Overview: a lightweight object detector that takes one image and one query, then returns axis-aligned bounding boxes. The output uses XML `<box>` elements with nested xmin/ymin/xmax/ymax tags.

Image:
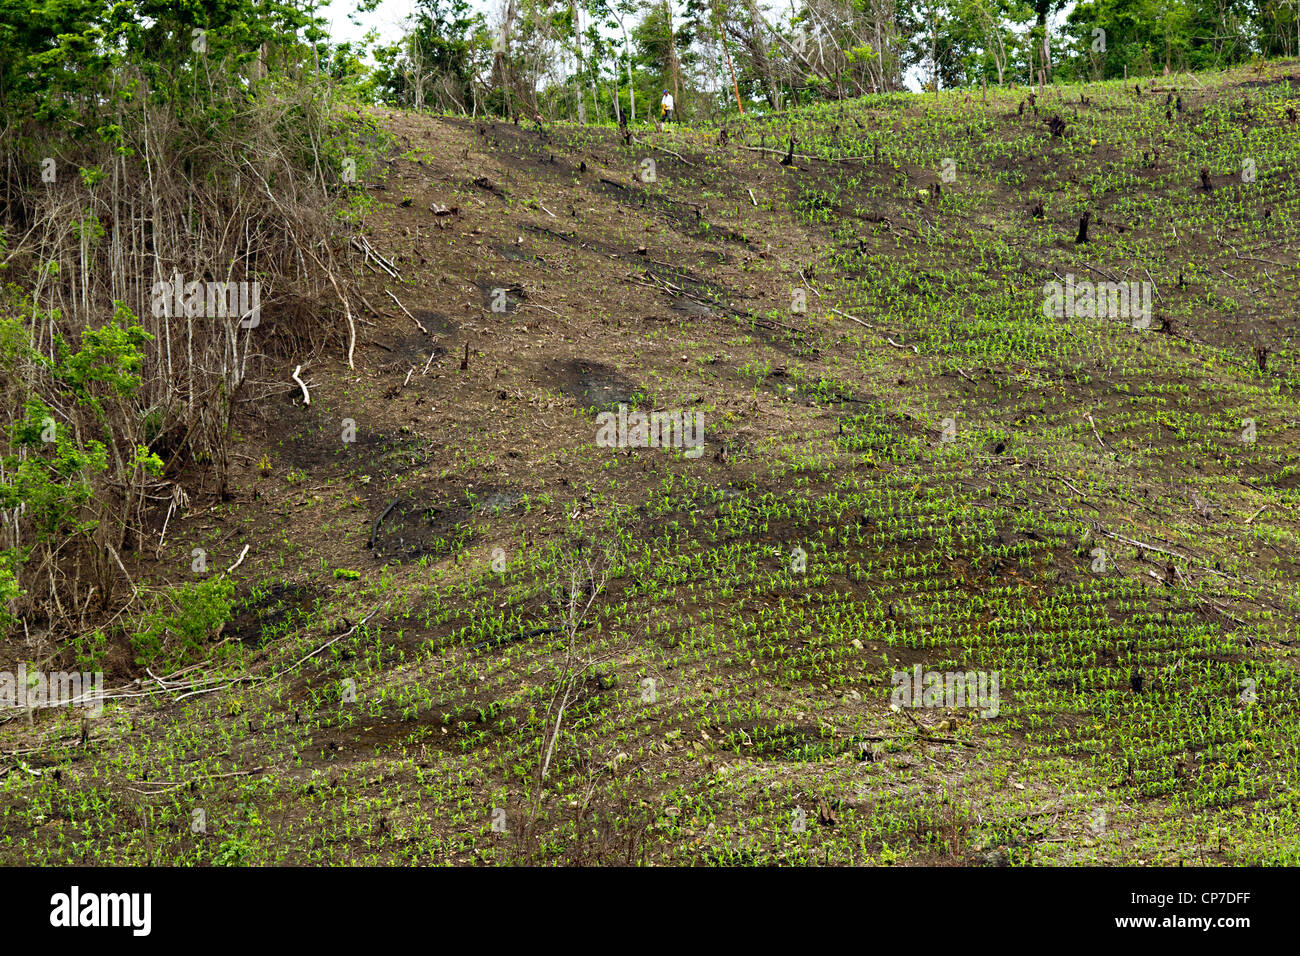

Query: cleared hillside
<box><xmin>4</xmin><ymin>60</ymin><xmax>1300</xmax><ymax>866</ymax></box>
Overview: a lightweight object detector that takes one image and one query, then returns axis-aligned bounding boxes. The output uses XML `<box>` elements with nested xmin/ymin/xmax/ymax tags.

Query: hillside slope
<box><xmin>4</xmin><ymin>61</ymin><xmax>1300</xmax><ymax>865</ymax></box>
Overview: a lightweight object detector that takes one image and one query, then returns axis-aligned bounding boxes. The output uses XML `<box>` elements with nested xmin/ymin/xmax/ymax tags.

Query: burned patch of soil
<box><xmin>228</xmin><ymin>582</ymin><xmax>320</xmax><ymax>647</ymax></box>
<box><xmin>476</xmin><ymin>281</ymin><xmax>524</xmax><ymax>314</ymax></box>
<box><xmin>367</xmin><ymin>484</ymin><xmax>521</xmax><ymax>563</ymax></box>
<box><xmin>412</xmin><ymin>310</ymin><xmax>459</xmax><ymax>335</ymax></box>
<box><xmin>595</xmin><ymin>176</ymin><xmax>706</xmax><ymax>229</ymax></box>
<box><xmin>546</xmin><ymin>358</ymin><xmax>643</xmax><ymax>411</ymax></box>
<box><xmin>303</xmin><ymin>701</ymin><xmax>514</xmax><ymax>766</ymax></box>
<box><xmin>449</xmin><ymin>117</ymin><xmax>579</xmax><ymax>185</ymax></box>
<box><xmin>1236</xmin><ymin>73</ymin><xmax>1300</xmax><ymax>90</ymax></box>
<box><xmin>369</xmin><ymin>497</ymin><xmax>473</xmax><ymax>563</ymax></box>
<box><xmin>373</xmin><ymin>332</ymin><xmax>444</xmax><ymax>369</ymax></box>
<box><xmin>266</xmin><ymin>392</ymin><xmax>433</xmax><ymax>478</ymax></box>
<box><xmin>496</xmin><ymin>243</ymin><xmax>545</xmax><ymax>265</ymax></box>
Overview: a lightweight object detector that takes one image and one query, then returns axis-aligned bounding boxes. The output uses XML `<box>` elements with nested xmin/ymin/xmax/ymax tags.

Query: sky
<box><xmin>321</xmin><ymin>0</ymin><xmax>401</xmax><ymax>46</ymax></box>
<box><xmin>320</xmin><ymin>0</ymin><xmax>474</xmax><ymax>48</ymax></box>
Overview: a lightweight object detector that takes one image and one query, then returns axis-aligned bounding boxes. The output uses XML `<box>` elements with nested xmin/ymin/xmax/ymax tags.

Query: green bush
<box><xmin>132</xmin><ymin>577</ymin><xmax>235</xmax><ymax>666</ymax></box>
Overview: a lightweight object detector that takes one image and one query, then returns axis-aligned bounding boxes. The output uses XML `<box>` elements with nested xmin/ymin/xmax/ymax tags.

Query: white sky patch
<box><xmin>320</xmin><ymin>0</ymin><xmax>493</xmax><ymax>49</ymax></box>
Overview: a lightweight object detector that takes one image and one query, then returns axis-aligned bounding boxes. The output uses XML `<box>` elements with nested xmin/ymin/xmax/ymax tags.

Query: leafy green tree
<box><xmin>1063</xmin><ymin>0</ymin><xmax>1195</xmax><ymax>78</ymax></box>
<box><xmin>372</xmin><ymin>0</ymin><xmax>488</xmax><ymax>111</ymax></box>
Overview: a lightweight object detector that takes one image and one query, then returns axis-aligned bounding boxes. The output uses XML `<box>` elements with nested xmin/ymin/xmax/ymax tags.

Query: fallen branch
<box><xmin>1060</xmin><ymin>477</ymin><xmax>1099</xmax><ymax>510</ymax></box>
<box><xmin>1245</xmin><ymin>503</ymin><xmax>1271</xmax><ymax>524</ymax></box>
<box><xmin>1080</xmin><ymin>261</ymin><xmax>1120</xmax><ymax>283</ymax></box>
<box><xmin>307</xmin><ymin>248</ymin><xmax>358</xmax><ymax>368</ymax></box>
<box><xmin>350</xmin><ymin>236</ymin><xmax>401</xmax><ymax>278</ymax></box>
<box><xmin>129</xmin><ymin>766</ymin><xmax>267</xmax><ymax>795</ymax></box>
<box><xmin>106</xmin><ymin>545</ymin><xmax>138</xmax><ymax>599</ymax></box>
<box><xmin>1197</xmin><ymin>595</ymin><xmax>1247</xmax><ymax>628</ymax></box>
<box><xmin>740</xmin><ymin>143</ymin><xmax>869</xmax><ymax>164</ymax></box>
<box><xmin>1097</xmin><ymin>528</ymin><xmax>1188</xmax><ymax>563</ymax></box>
<box><xmin>369</xmin><ymin>498</ymin><xmax>401</xmax><ymax>549</ymax></box>
<box><xmin>1228</xmin><ymin>246</ymin><xmax>1285</xmax><ymax>268</ymax></box>
<box><xmin>226</xmin><ymin>544</ymin><xmax>250</xmax><ymax>574</ymax></box>
<box><xmin>175</xmin><ymin>605</ymin><xmax>387</xmax><ymax>701</ymax></box>
<box><xmin>281</xmin><ymin>604</ymin><xmax>386</xmax><ymax>676</ymax></box>
<box><xmin>896</xmin><ymin>707</ymin><xmax>979</xmax><ymax>747</ymax></box>
<box><xmin>1084</xmin><ymin>412</ymin><xmax>1111</xmax><ymax>453</ymax></box>
<box><xmin>526</xmin><ymin>303</ymin><xmax>566</xmax><ymax>319</ymax></box>
<box><xmin>386</xmin><ymin>290</ymin><xmax>429</xmax><ymax>335</ymax></box>
<box><xmin>631</xmin><ymin>136</ymin><xmax>696</xmax><ymax>166</ymax></box>
<box><xmin>292</xmin><ymin>365</ymin><xmax>311</xmax><ymax>405</ymax></box>
<box><xmin>830</xmin><ymin>307</ymin><xmax>875</xmax><ymax>329</ymax></box>
<box><xmin>1143</xmin><ymin>266</ymin><xmax>1164</xmax><ymax>306</ymax></box>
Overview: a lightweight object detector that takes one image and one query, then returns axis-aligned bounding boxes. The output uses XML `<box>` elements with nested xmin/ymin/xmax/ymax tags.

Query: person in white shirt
<box><xmin>660</xmin><ymin>90</ymin><xmax>675</xmax><ymax>123</ymax></box>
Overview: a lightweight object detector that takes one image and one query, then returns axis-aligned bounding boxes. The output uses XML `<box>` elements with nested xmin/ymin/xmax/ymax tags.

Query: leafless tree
<box><xmin>537</xmin><ymin>537</ymin><xmax>621</xmax><ymax>783</ymax></box>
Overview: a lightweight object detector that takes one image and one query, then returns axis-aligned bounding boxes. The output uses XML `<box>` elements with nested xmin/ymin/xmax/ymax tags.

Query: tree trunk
<box><xmin>615</xmin><ymin>16</ymin><xmax>636</xmax><ymax>123</ymax></box>
<box><xmin>665</xmin><ymin>1</ymin><xmax>681</xmax><ymax>103</ymax></box>
<box><xmin>493</xmin><ymin>0</ymin><xmax>520</xmax><ymax>117</ymax></box>
<box><xmin>572</xmin><ymin>2</ymin><xmax>587</xmax><ymax>124</ymax></box>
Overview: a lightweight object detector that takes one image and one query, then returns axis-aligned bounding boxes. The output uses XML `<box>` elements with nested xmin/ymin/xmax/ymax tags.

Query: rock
<box><xmin>607</xmin><ymin>751</ymin><xmax>630</xmax><ymax>771</ymax></box>
<box><xmin>971</xmin><ymin>846</ymin><xmax>1010</xmax><ymax>867</ymax></box>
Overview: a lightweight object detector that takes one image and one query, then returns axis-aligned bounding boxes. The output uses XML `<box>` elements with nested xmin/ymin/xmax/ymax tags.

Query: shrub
<box><xmin>132</xmin><ymin>577</ymin><xmax>235</xmax><ymax>666</ymax></box>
